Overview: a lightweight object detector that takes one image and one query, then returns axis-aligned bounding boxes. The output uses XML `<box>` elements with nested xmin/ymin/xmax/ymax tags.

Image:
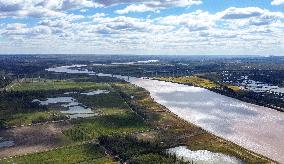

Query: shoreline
<box><xmin>113</xmin><ymin>82</ymin><xmax>273</xmax><ymax>163</ymax></box>
<box><xmin>154</xmin><ymin>78</ymin><xmax>284</xmax><ymax>112</ymax></box>
<box><xmin>124</xmin><ymin>78</ymin><xmax>283</xmax><ymax>163</ymax></box>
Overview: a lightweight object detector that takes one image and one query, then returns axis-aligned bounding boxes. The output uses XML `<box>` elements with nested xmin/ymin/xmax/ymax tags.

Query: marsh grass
<box><xmin>63</xmin><ymin>109</ymin><xmax>150</xmax><ymax>141</ymax></box>
<box><xmin>158</xmin><ymin>76</ymin><xmax>218</xmax><ymax>89</ymax></box>
<box><xmin>10</xmin><ymin>81</ymin><xmax>109</xmax><ymax>92</ymax></box>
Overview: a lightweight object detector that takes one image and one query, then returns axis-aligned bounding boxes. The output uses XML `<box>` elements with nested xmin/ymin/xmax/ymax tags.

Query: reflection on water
<box><xmin>33</xmin><ymin>88</ymin><xmax>110</xmax><ymax>118</ymax></box>
<box><xmin>61</xmin><ymin>105</ymin><xmax>96</xmax><ymax>119</ymax></box>
<box><xmin>33</xmin><ymin>96</ymin><xmax>95</xmax><ymax>119</ymax></box>
<box><xmin>0</xmin><ymin>137</ymin><xmax>15</xmax><ymax>148</ymax></box>
<box><xmin>33</xmin><ymin>97</ymin><xmax>77</xmax><ymax>106</ymax></box>
<box><xmin>47</xmin><ymin>65</ymin><xmax>284</xmax><ymax>163</ymax></box>
<box><xmin>81</xmin><ymin>90</ymin><xmax>110</xmax><ymax>96</ymax></box>
<box><xmin>46</xmin><ymin>65</ymin><xmax>96</xmax><ymax>75</ymax></box>
<box><xmin>64</xmin><ymin>91</ymin><xmax>78</xmax><ymax>95</ymax></box>
<box><xmin>167</xmin><ymin>146</ymin><xmax>242</xmax><ymax>164</ymax></box>
<box><xmin>130</xmin><ymin>79</ymin><xmax>284</xmax><ymax>162</ymax></box>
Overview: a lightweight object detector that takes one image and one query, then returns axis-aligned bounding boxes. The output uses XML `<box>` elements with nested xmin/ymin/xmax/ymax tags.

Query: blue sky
<box><xmin>0</xmin><ymin>0</ymin><xmax>283</xmax><ymax>55</ymax></box>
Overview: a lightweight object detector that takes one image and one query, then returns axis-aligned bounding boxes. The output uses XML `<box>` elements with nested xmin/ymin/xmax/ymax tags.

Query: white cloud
<box><xmin>116</xmin><ymin>4</ymin><xmax>156</xmax><ymax>14</ymax></box>
<box><xmin>3</xmin><ymin>25</ymin><xmax>52</xmax><ymax>38</ymax></box>
<box><xmin>95</xmin><ymin>0</ymin><xmax>202</xmax><ymax>7</ymax></box>
<box><xmin>89</xmin><ymin>13</ymin><xmax>106</xmax><ymax>20</ymax></box>
<box><xmin>157</xmin><ymin>10</ymin><xmax>216</xmax><ymax>32</ymax></box>
<box><xmin>0</xmin><ymin>0</ymin><xmax>202</xmax><ymax>18</ymax></box>
<box><xmin>0</xmin><ymin>0</ymin><xmax>100</xmax><ymax>18</ymax></box>
<box><xmin>0</xmin><ymin>6</ymin><xmax>283</xmax><ymax>55</ymax></box>
<box><xmin>219</xmin><ymin>7</ymin><xmax>283</xmax><ymax>19</ymax></box>
<box><xmin>6</xmin><ymin>23</ymin><xmax>27</xmax><ymax>30</ymax></box>
<box><xmin>218</xmin><ymin>7</ymin><xmax>264</xmax><ymax>19</ymax></box>
<box><xmin>217</xmin><ymin>7</ymin><xmax>284</xmax><ymax>28</ymax></box>
<box><xmin>115</xmin><ymin>0</ymin><xmax>202</xmax><ymax>14</ymax></box>
<box><xmin>271</xmin><ymin>0</ymin><xmax>284</xmax><ymax>5</ymax></box>
<box><xmin>90</xmin><ymin>15</ymin><xmax>174</xmax><ymax>34</ymax></box>
<box><xmin>80</xmin><ymin>9</ymin><xmax>88</xmax><ymax>12</ymax></box>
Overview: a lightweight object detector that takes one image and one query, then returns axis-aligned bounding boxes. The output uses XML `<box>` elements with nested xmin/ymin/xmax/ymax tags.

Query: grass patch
<box><xmin>75</xmin><ymin>91</ymin><xmax>128</xmax><ymax>109</ymax></box>
<box><xmin>63</xmin><ymin>84</ymin><xmax>151</xmax><ymax>141</ymax></box>
<box><xmin>1</xmin><ymin>143</ymin><xmax>117</xmax><ymax>164</ymax></box>
<box><xmin>0</xmin><ymin>80</ymin><xmax>113</xmax><ymax>127</ymax></box>
<box><xmin>0</xmin><ymin>90</ymin><xmax>67</xmax><ymax>127</ymax></box>
<box><xmin>226</xmin><ymin>85</ymin><xmax>241</xmax><ymax>91</ymax></box>
<box><xmin>4</xmin><ymin>111</ymin><xmax>66</xmax><ymax>127</ymax></box>
<box><xmin>99</xmin><ymin>135</ymin><xmax>185</xmax><ymax>163</ymax></box>
<box><xmin>97</xmin><ymin>108</ymin><xmax>129</xmax><ymax>116</ymax></box>
<box><xmin>158</xmin><ymin>76</ymin><xmax>218</xmax><ymax>89</ymax></box>
<box><xmin>63</xmin><ymin>110</ymin><xmax>150</xmax><ymax>141</ymax></box>
<box><xmin>10</xmin><ymin>81</ymin><xmax>109</xmax><ymax>92</ymax></box>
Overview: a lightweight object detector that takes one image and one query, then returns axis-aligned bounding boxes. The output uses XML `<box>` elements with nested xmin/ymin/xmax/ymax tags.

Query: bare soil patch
<box><xmin>0</xmin><ymin>122</ymin><xmax>71</xmax><ymax>158</ymax></box>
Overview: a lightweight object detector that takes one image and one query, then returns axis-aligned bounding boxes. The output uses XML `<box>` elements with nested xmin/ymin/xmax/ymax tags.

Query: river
<box><xmin>47</xmin><ymin>65</ymin><xmax>284</xmax><ymax>163</ymax></box>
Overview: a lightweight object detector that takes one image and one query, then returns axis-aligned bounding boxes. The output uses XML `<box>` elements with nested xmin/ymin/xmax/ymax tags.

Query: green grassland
<box><xmin>1</xmin><ymin>80</ymin><xmax>151</xmax><ymax>163</ymax></box>
<box><xmin>0</xmin><ymin>91</ymin><xmax>66</xmax><ymax>127</ymax></box>
<box><xmin>9</xmin><ymin>80</ymin><xmax>110</xmax><ymax>92</ymax></box>
<box><xmin>158</xmin><ymin>76</ymin><xmax>241</xmax><ymax>92</ymax></box>
<box><xmin>75</xmin><ymin>91</ymin><xmax>127</xmax><ymax>109</ymax></box>
<box><xmin>1</xmin><ymin>143</ymin><xmax>117</xmax><ymax>164</ymax></box>
<box><xmin>99</xmin><ymin>135</ymin><xmax>187</xmax><ymax>164</ymax></box>
<box><xmin>63</xmin><ymin>112</ymin><xmax>150</xmax><ymax>141</ymax></box>
<box><xmin>158</xmin><ymin>76</ymin><xmax>219</xmax><ymax>89</ymax></box>
<box><xmin>4</xmin><ymin>111</ymin><xmax>66</xmax><ymax>127</ymax></box>
<box><xmin>0</xmin><ymin>80</ymin><xmax>111</xmax><ymax>127</ymax></box>
<box><xmin>63</xmin><ymin>89</ymin><xmax>151</xmax><ymax>141</ymax></box>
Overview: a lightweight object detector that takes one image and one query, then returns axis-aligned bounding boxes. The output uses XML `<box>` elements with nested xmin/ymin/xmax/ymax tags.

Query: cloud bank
<box><xmin>0</xmin><ymin>1</ymin><xmax>283</xmax><ymax>55</ymax></box>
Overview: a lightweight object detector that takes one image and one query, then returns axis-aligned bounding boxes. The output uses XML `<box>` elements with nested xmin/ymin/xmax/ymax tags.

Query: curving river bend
<box><xmin>47</xmin><ymin>65</ymin><xmax>284</xmax><ymax>163</ymax></box>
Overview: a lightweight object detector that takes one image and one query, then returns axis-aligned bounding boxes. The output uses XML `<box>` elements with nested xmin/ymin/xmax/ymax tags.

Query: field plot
<box><xmin>0</xmin><ymin>80</ymin><xmax>151</xmax><ymax>163</ymax></box>
<box><xmin>1</xmin><ymin>143</ymin><xmax>116</xmax><ymax>164</ymax></box>
<box><xmin>0</xmin><ymin>81</ymin><xmax>111</xmax><ymax>127</ymax></box>
<box><xmin>0</xmin><ymin>122</ymin><xmax>71</xmax><ymax>158</ymax></box>
<box><xmin>9</xmin><ymin>81</ymin><xmax>109</xmax><ymax>92</ymax></box>
<box><xmin>63</xmin><ymin>90</ymin><xmax>151</xmax><ymax>141</ymax></box>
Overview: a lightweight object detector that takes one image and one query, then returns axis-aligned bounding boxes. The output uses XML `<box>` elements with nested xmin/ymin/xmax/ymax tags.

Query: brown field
<box><xmin>0</xmin><ymin>122</ymin><xmax>71</xmax><ymax>158</ymax></box>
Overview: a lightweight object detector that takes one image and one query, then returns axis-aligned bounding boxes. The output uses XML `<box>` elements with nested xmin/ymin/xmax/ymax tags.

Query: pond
<box><xmin>80</xmin><ymin>90</ymin><xmax>110</xmax><ymax>96</ymax></box>
<box><xmin>0</xmin><ymin>137</ymin><xmax>15</xmax><ymax>148</ymax></box>
<box><xmin>33</xmin><ymin>96</ymin><xmax>95</xmax><ymax>119</ymax></box>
